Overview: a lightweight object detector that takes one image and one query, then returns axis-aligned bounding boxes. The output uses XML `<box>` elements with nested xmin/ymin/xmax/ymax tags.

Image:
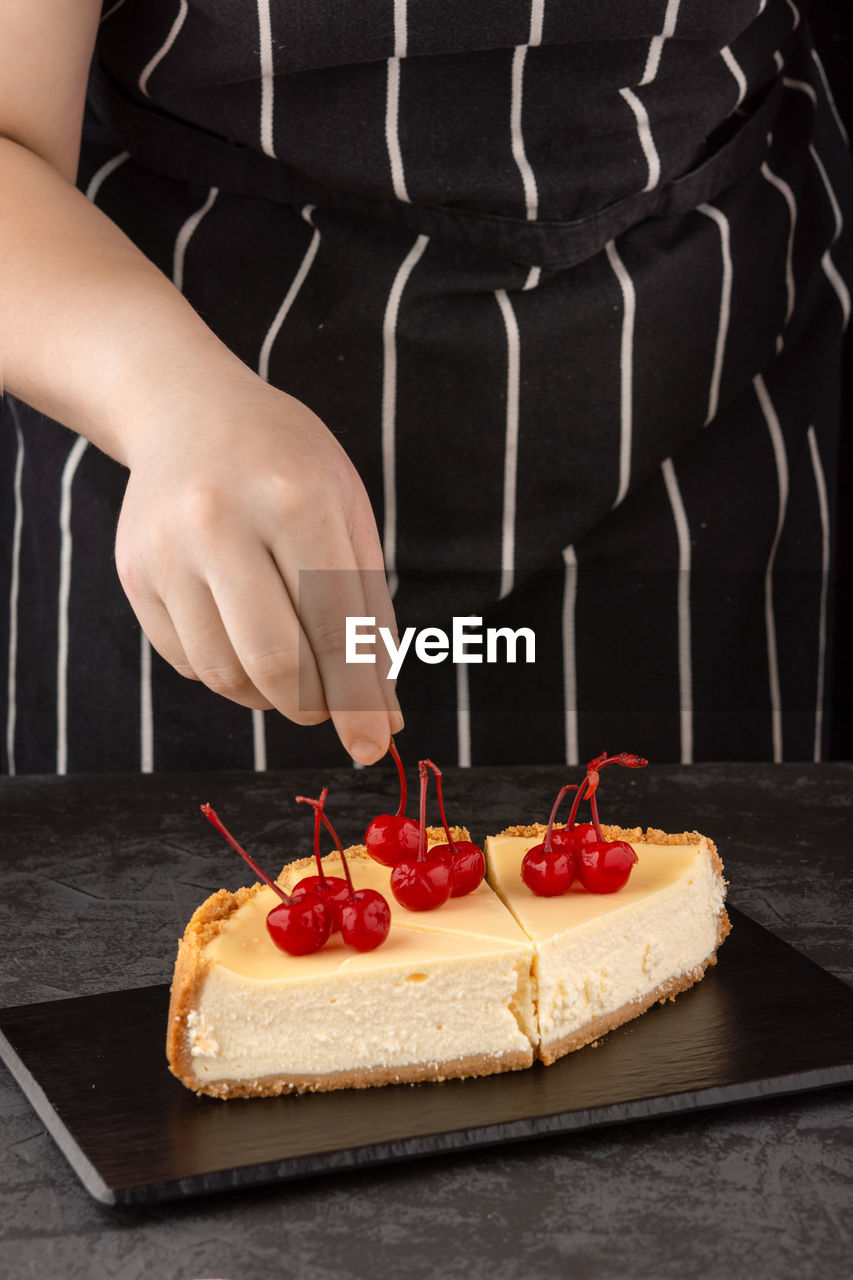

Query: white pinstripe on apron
<box><xmin>1</xmin><ymin>0</ymin><xmax>851</xmax><ymax>773</ymax></box>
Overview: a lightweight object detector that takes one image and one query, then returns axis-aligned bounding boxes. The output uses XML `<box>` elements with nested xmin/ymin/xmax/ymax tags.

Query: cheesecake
<box><xmin>485</xmin><ymin>824</ymin><xmax>730</xmax><ymax>1064</ymax></box>
<box><xmin>167</xmin><ymin>824</ymin><xmax>729</xmax><ymax>1097</ymax></box>
<box><xmin>167</xmin><ymin>833</ymin><xmax>537</xmax><ymax>1097</ymax></box>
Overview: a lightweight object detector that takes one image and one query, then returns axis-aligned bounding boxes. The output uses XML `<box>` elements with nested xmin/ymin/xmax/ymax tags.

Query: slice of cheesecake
<box><xmin>167</xmin><ymin>840</ymin><xmax>537</xmax><ymax>1097</ymax></box>
<box><xmin>484</xmin><ymin>824</ymin><xmax>730</xmax><ymax>1064</ymax></box>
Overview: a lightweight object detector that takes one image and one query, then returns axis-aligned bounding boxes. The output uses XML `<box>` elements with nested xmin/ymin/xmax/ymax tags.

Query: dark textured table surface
<box><xmin>1</xmin><ymin>762</ymin><xmax>851</xmax><ymax>1280</ymax></box>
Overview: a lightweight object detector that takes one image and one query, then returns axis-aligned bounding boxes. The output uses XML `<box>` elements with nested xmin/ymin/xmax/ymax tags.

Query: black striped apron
<box><xmin>2</xmin><ymin>0</ymin><xmax>851</xmax><ymax>774</ymax></box>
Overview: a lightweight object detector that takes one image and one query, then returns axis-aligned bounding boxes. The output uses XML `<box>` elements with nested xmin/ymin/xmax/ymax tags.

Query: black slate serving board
<box><xmin>2</xmin><ymin>905</ymin><xmax>852</xmax><ymax>1206</ymax></box>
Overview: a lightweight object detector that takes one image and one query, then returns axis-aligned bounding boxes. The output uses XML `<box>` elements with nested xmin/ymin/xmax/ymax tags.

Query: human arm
<box><xmin>0</xmin><ymin>1</ymin><xmax>401</xmax><ymax>764</ymax></box>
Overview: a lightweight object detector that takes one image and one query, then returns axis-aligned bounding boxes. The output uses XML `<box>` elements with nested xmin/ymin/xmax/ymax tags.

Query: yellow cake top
<box><xmin>485</xmin><ymin>832</ymin><xmax>704</xmax><ymax>941</ymax></box>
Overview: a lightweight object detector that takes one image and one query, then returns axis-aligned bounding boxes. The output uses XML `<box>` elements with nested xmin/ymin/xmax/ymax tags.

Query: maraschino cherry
<box><xmin>575</xmin><ymin>755</ymin><xmax>645</xmax><ymax>894</ymax></box>
<box><xmin>389</xmin><ymin>762</ymin><xmax>452</xmax><ymax>911</ymax></box>
<box><xmin>364</xmin><ymin>738</ymin><xmax>421</xmax><ymax>867</ymax></box>
<box><xmin>521</xmin><ymin>752</ymin><xmax>648</xmax><ymax>898</ymax></box>
<box><xmin>564</xmin><ymin>752</ymin><xmax>648</xmax><ymax>855</ymax></box>
<box><xmin>201</xmin><ymin>803</ymin><xmax>331</xmax><ymax>955</ymax></box>
<box><xmin>298</xmin><ymin>790</ymin><xmax>392</xmax><ymax>951</ymax></box>
<box><xmin>521</xmin><ymin>784</ymin><xmax>581</xmax><ymax>897</ymax></box>
<box><xmin>421</xmin><ymin>759</ymin><xmax>485</xmax><ymax>897</ymax></box>
<box><xmin>291</xmin><ymin>787</ymin><xmax>351</xmax><ymax>931</ymax></box>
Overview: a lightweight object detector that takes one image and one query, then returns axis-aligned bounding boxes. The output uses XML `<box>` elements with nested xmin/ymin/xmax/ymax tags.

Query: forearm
<box><xmin>0</xmin><ymin>5</ymin><xmax>400</xmax><ymax>761</ymax></box>
<box><xmin>0</xmin><ymin>136</ymin><xmax>255</xmax><ymax>466</ymax></box>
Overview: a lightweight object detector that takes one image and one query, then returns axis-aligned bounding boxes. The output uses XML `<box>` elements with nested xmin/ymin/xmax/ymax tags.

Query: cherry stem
<box><xmin>389</xmin><ymin>737</ymin><xmax>407</xmax><ymax>818</ymax></box>
<box><xmin>588</xmin><ymin>782</ymin><xmax>604</xmax><ymax>842</ymax></box>
<box><xmin>565</xmin><ymin>781</ymin><xmax>586</xmax><ymax>831</ymax></box>
<box><xmin>295</xmin><ymin>788</ymin><xmax>329</xmax><ymax>884</ymax></box>
<box><xmin>566</xmin><ymin>751</ymin><xmax>648</xmax><ymax>830</ymax></box>
<box><xmin>297</xmin><ymin>790</ymin><xmax>357</xmax><ymax>900</ymax></box>
<box><xmin>201</xmin><ymin>804</ymin><xmax>290</xmax><ymax>903</ymax></box>
<box><xmin>416</xmin><ymin>761</ymin><xmax>429</xmax><ymax>862</ymax></box>
<box><xmin>588</xmin><ymin>752</ymin><xmax>648</xmax><ymax>772</ymax></box>
<box><xmin>544</xmin><ymin>784</ymin><xmax>577</xmax><ymax>853</ymax></box>
<box><xmin>421</xmin><ymin>759</ymin><xmax>455</xmax><ymax>852</ymax></box>
<box><xmin>587</xmin><ymin>750</ymin><xmax>609</xmax><ymax>773</ymax></box>
<box><xmin>318</xmin><ymin>810</ymin><xmax>357</xmax><ymax>900</ymax></box>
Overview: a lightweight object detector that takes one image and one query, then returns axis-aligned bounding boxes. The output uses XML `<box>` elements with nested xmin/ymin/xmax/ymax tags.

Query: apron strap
<box><xmin>88</xmin><ymin>59</ymin><xmax>787</xmax><ymax>270</ymax></box>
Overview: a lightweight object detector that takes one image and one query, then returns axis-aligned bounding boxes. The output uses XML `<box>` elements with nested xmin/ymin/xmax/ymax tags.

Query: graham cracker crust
<box><xmin>166</xmin><ymin>883</ymin><xmax>266</xmax><ymax>1089</ymax></box>
<box><xmin>495</xmin><ymin>823</ymin><xmax>709</xmax><ymax>846</ymax></box>
<box><xmin>184</xmin><ymin>1045</ymin><xmax>534</xmax><ymax>1099</ymax></box>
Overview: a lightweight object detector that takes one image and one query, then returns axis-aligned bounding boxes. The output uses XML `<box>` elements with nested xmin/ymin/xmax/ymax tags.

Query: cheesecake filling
<box><xmin>485</xmin><ymin>835</ymin><xmax>726</xmax><ymax>1054</ymax></box>
<box><xmin>190</xmin><ymin>947</ymin><xmax>534</xmax><ymax>1083</ymax></box>
<box><xmin>187</xmin><ymin>871</ymin><xmax>536</xmax><ymax>1085</ymax></box>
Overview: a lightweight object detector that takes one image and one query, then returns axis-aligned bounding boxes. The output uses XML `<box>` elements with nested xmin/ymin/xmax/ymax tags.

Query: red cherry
<box><xmin>300</xmin><ymin>789</ymin><xmax>392</xmax><ymax>951</ymax></box>
<box><xmin>577</xmin><ymin>840</ymin><xmax>638</xmax><ymax>894</ymax></box>
<box><xmin>388</xmin><ymin>761</ymin><xmax>453</xmax><ymax>911</ymax></box>
<box><xmin>341</xmin><ymin>888</ymin><xmax>391</xmax><ymax>951</ymax></box>
<box><xmin>391</xmin><ymin>855</ymin><xmax>452</xmax><ymax>911</ymax></box>
<box><xmin>291</xmin><ymin>788</ymin><xmax>354</xmax><ymax>932</ymax></box>
<box><xmin>547</xmin><ymin>826</ymin><xmax>572</xmax><ymax>850</ymax></box>
<box><xmin>521</xmin><ymin>750</ymin><xmax>647</xmax><ymax>899</ymax></box>
<box><xmin>574</xmin><ymin>749</ymin><xmax>645</xmax><ymax>893</ymax></box>
<box><xmin>521</xmin><ymin>843</ymin><xmax>576</xmax><ymax>896</ymax></box>
<box><xmin>266</xmin><ymin>895</ymin><xmax>332</xmax><ymax>954</ymax></box>
<box><xmin>365</xmin><ymin>739</ymin><xmax>421</xmax><ymax>866</ymax></box>
<box><xmin>544</xmin><ymin>823</ymin><xmax>594</xmax><ymax>868</ymax></box>
<box><xmin>417</xmin><ymin>759</ymin><xmax>484</xmax><ymax>898</ymax></box>
<box><xmin>553</xmin><ymin>822</ymin><xmax>598</xmax><ymax>851</ymax></box>
<box><xmin>291</xmin><ymin>874</ymin><xmax>350</xmax><ymax>932</ymax></box>
<box><xmin>364</xmin><ymin>813</ymin><xmax>421</xmax><ymax>867</ymax></box>
<box><xmin>200</xmin><ymin>803</ymin><xmax>330</xmax><ymax>955</ymax></box>
<box><xmin>521</xmin><ymin>782</ymin><xmax>582</xmax><ymax>898</ymax></box>
<box><xmin>558</xmin><ymin>749</ymin><xmax>647</xmax><ymax>894</ymax></box>
<box><xmin>431</xmin><ymin>841</ymin><xmax>486</xmax><ymax>896</ymax></box>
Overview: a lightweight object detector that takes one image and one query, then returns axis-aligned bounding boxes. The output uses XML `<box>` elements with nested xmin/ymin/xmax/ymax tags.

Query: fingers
<box><xmin>158</xmin><ymin>577</ymin><xmax>275</xmax><ymax>711</ymax></box>
<box><xmin>318</xmin><ymin>501</ymin><xmax>405</xmax><ymax>734</ymax></box>
<box><xmin>185</xmin><ymin>552</ymin><xmax>331</xmax><ymax>724</ymax></box>
<box><xmin>122</xmin><ymin>523</ymin><xmax>399</xmax><ymax>755</ymax></box>
<box><xmin>357</xmin><ymin>563</ymin><xmax>404</xmax><ymax>734</ymax></box>
<box><xmin>124</xmin><ymin>576</ymin><xmax>277</xmax><ymax>711</ymax></box>
<box><xmin>295</xmin><ymin>568</ymin><xmax>394</xmax><ymax>763</ymax></box>
<box><xmin>258</xmin><ymin>531</ymin><xmax>397</xmax><ymax>762</ymax></box>
<box><xmin>123</xmin><ymin>591</ymin><xmax>200</xmax><ymax>683</ymax></box>
<box><xmin>116</xmin><ymin>401</ymin><xmax>405</xmax><ymax>760</ymax></box>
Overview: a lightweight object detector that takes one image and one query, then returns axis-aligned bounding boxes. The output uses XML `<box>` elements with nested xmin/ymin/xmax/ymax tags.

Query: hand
<box><xmin>114</xmin><ymin>371</ymin><xmax>402</xmax><ymax>764</ymax></box>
